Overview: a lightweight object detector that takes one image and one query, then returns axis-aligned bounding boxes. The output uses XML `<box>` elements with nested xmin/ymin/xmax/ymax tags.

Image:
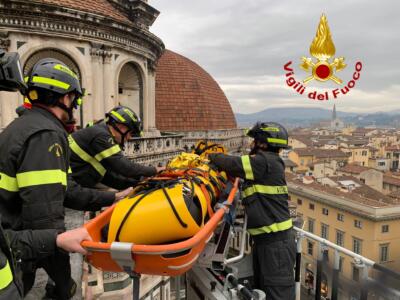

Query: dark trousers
<box><xmin>252</xmin><ymin>229</ymin><xmax>296</xmax><ymax>300</ymax></box>
<box><xmin>23</xmin><ymin>250</ymin><xmax>74</xmax><ymax>299</ymax></box>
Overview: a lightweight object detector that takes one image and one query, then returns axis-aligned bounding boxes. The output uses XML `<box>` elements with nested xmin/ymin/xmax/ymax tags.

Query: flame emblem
<box><xmin>301</xmin><ymin>14</ymin><xmax>346</xmax><ymax>84</ymax></box>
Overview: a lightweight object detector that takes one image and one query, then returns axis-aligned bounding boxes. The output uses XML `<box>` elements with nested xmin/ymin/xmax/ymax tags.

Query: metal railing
<box><xmin>294</xmin><ymin>227</ymin><xmax>400</xmax><ymax>300</ymax></box>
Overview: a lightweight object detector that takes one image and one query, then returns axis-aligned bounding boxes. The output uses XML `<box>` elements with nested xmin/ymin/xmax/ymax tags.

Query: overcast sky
<box><xmin>150</xmin><ymin>0</ymin><xmax>400</xmax><ymax>115</ymax></box>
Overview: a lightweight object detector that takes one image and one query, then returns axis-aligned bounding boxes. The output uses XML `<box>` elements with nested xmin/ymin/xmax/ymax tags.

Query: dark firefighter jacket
<box><xmin>69</xmin><ymin>122</ymin><xmax>157</xmax><ymax>189</ymax></box>
<box><xmin>209</xmin><ymin>150</ymin><xmax>292</xmax><ymax>236</ymax></box>
<box><xmin>0</xmin><ymin>106</ymin><xmax>115</xmax><ymax>232</ymax></box>
<box><xmin>0</xmin><ymin>214</ymin><xmax>57</xmax><ymax>299</ymax></box>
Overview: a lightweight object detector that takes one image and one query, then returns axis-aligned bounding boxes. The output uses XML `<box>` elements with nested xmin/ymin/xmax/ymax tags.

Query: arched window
<box><xmin>117</xmin><ymin>62</ymin><xmax>143</xmax><ymax>120</ymax></box>
<box><xmin>23</xmin><ymin>49</ymin><xmax>83</xmax><ymax>125</ymax></box>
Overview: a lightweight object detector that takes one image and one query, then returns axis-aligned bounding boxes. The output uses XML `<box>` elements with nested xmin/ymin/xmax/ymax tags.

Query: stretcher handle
<box><xmin>81</xmin><ymin>178</ymin><xmax>239</xmax><ymax>254</ymax></box>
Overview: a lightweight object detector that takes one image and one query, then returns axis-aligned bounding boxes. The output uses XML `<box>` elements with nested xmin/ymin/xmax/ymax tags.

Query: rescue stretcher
<box><xmin>81</xmin><ymin>175</ymin><xmax>239</xmax><ymax>277</ymax></box>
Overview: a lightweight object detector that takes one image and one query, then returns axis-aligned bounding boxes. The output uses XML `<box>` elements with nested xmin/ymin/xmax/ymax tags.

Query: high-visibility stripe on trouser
<box><xmin>242</xmin><ymin>184</ymin><xmax>288</xmax><ymax>198</ymax></box>
<box><xmin>0</xmin><ymin>260</ymin><xmax>13</xmax><ymax>290</ymax></box>
<box><xmin>16</xmin><ymin>169</ymin><xmax>67</xmax><ymax>187</ymax></box>
<box><xmin>68</xmin><ymin>136</ymin><xmax>106</xmax><ymax>176</ymax></box>
<box><xmin>94</xmin><ymin>144</ymin><xmax>121</xmax><ymax>162</ymax></box>
<box><xmin>241</xmin><ymin>155</ymin><xmax>254</xmax><ymax>180</ymax></box>
<box><xmin>0</xmin><ymin>172</ymin><xmax>18</xmax><ymax>192</ymax></box>
<box><xmin>248</xmin><ymin>219</ymin><xmax>293</xmax><ymax>235</ymax></box>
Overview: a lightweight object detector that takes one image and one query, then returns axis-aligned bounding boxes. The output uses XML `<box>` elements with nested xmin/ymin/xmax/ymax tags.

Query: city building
<box><xmin>287</xmin><ymin>173</ymin><xmax>400</xmax><ymax>299</ymax></box>
<box><xmin>288</xmin><ymin>148</ymin><xmax>349</xmax><ymax>173</ymax></box>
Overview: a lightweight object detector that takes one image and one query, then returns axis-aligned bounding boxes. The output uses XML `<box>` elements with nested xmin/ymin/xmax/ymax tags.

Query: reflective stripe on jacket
<box><xmin>69</xmin><ymin>122</ymin><xmax>156</xmax><ymax>189</ymax></box>
<box><xmin>0</xmin><ymin>107</ymin><xmax>69</xmax><ymax>231</ymax></box>
<box><xmin>209</xmin><ymin>151</ymin><xmax>292</xmax><ymax>236</ymax></box>
<box><xmin>0</xmin><ymin>107</ymin><xmax>115</xmax><ymax>232</ymax></box>
<box><xmin>0</xmin><ymin>260</ymin><xmax>12</xmax><ymax>290</ymax></box>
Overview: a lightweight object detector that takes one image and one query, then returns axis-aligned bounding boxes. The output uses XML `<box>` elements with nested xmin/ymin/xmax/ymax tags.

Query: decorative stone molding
<box><xmin>124</xmin><ymin>134</ymin><xmax>184</xmax><ymax>165</ymax></box>
<box><xmin>124</xmin><ymin>130</ymin><xmax>246</xmax><ymax>166</ymax></box>
<box><xmin>0</xmin><ymin>1</ymin><xmax>164</xmax><ymax>64</ymax></box>
<box><xmin>172</xmin><ymin>129</ymin><xmax>247</xmax><ymax>154</ymax></box>
<box><xmin>0</xmin><ymin>31</ymin><xmax>10</xmax><ymax>51</ymax></box>
<box><xmin>90</xmin><ymin>43</ymin><xmax>113</xmax><ymax>62</ymax></box>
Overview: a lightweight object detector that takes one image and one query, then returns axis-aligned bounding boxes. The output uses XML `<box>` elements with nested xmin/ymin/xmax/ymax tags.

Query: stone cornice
<box><xmin>288</xmin><ymin>182</ymin><xmax>400</xmax><ymax>221</ymax></box>
<box><xmin>107</xmin><ymin>0</ymin><xmax>160</xmax><ymax>28</ymax></box>
<box><xmin>0</xmin><ymin>1</ymin><xmax>164</xmax><ymax>67</ymax></box>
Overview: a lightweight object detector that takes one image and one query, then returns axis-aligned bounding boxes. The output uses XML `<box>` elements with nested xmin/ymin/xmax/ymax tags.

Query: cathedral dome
<box><xmin>155</xmin><ymin>50</ymin><xmax>237</xmax><ymax>131</ymax></box>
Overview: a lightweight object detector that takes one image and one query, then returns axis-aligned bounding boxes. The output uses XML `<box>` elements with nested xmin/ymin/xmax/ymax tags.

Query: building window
<box><xmin>321</xmin><ymin>223</ymin><xmax>329</xmax><ymax>239</ymax></box>
<box><xmin>354</xmin><ymin>220</ymin><xmax>362</xmax><ymax>229</ymax></box>
<box><xmin>378</xmin><ymin>161</ymin><xmax>385</xmax><ymax>167</ymax></box>
<box><xmin>380</xmin><ymin>244</ymin><xmax>389</xmax><ymax>262</ymax></box>
<box><xmin>322</xmin><ymin>208</ymin><xmax>329</xmax><ymax>215</ymax></box>
<box><xmin>339</xmin><ymin>257</ymin><xmax>344</xmax><ymax>273</ymax></box>
<box><xmin>288</xmin><ymin>195</ymin><xmax>291</xmax><ymax>201</ymax></box>
<box><xmin>336</xmin><ymin>230</ymin><xmax>345</xmax><ymax>247</ymax></box>
<box><xmin>309</xmin><ymin>203</ymin><xmax>315</xmax><ymax>210</ymax></box>
<box><xmin>307</xmin><ymin>240</ymin><xmax>314</xmax><ymax>256</ymax></box>
<box><xmin>337</xmin><ymin>213</ymin><xmax>344</xmax><ymax>222</ymax></box>
<box><xmin>352</xmin><ymin>265</ymin><xmax>360</xmax><ymax>282</ymax></box>
<box><xmin>382</xmin><ymin>225</ymin><xmax>389</xmax><ymax>233</ymax></box>
<box><xmin>362</xmin><ymin>151</ymin><xmax>367</xmax><ymax>156</ymax></box>
<box><xmin>308</xmin><ymin>219</ymin><xmax>315</xmax><ymax>233</ymax></box>
<box><xmin>297</xmin><ymin>198</ymin><xmax>302</xmax><ymax>205</ymax></box>
<box><xmin>353</xmin><ymin>238</ymin><xmax>362</xmax><ymax>254</ymax></box>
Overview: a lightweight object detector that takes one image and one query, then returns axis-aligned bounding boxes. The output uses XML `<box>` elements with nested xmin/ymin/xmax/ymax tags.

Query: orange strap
<box><xmin>199</xmin><ymin>184</ymin><xmax>214</xmax><ymax>218</ymax></box>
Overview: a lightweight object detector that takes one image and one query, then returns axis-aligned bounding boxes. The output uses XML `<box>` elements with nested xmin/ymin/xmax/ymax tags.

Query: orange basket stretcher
<box><xmin>81</xmin><ymin>178</ymin><xmax>239</xmax><ymax>277</ymax></box>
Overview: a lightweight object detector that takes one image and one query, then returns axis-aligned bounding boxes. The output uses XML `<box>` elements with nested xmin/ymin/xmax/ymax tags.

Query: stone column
<box><xmin>142</xmin><ymin>69</ymin><xmax>149</xmax><ymax>133</ymax></box>
<box><xmin>145</xmin><ymin>65</ymin><xmax>159</xmax><ymax>136</ymax></box>
<box><xmin>103</xmin><ymin>49</ymin><xmax>114</xmax><ymax>113</ymax></box>
<box><xmin>90</xmin><ymin>46</ymin><xmax>105</xmax><ymax>121</ymax></box>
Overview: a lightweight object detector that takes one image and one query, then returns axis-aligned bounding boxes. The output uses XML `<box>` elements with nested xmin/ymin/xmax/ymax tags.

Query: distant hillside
<box><xmin>235</xmin><ymin>107</ymin><xmax>358</xmax><ymax>126</ymax></box>
<box><xmin>235</xmin><ymin>107</ymin><xmax>400</xmax><ymax>128</ymax></box>
<box><xmin>343</xmin><ymin>113</ymin><xmax>400</xmax><ymax>127</ymax></box>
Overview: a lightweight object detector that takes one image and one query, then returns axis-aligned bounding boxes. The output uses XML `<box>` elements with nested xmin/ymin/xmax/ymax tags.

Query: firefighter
<box><xmin>0</xmin><ymin>215</ymin><xmax>91</xmax><ymax>299</ymax></box>
<box><xmin>0</xmin><ymin>58</ymin><xmax>131</xmax><ymax>299</ymax></box>
<box><xmin>208</xmin><ymin>122</ymin><xmax>295</xmax><ymax>300</ymax></box>
<box><xmin>69</xmin><ymin>106</ymin><xmax>164</xmax><ymax>190</ymax></box>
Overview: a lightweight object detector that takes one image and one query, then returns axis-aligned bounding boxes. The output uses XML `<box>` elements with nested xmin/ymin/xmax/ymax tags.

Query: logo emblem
<box><xmin>301</xmin><ymin>14</ymin><xmax>346</xmax><ymax>84</ymax></box>
<box><xmin>49</xmin><ymin>143</ymin><xmax>63</xmax><ymax>157</ymax></box>
<box><xmin>283</xmin><ymin>13</ymin><xmax>363</xmax><ymax>101</ymax></box>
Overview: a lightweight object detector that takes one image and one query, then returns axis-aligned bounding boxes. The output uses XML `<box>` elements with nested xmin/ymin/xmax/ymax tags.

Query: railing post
<box><xmin>175</xmin><ymin>275</ymin><xmax>181</xmax><ymax>300</ymax></box>
<box><xmin>357</xmin><ymin>259</ymin><xmax>369</xmax><ymax>300</ymax></box>
<box><xmin>295</xmin><ymin>232</ymin><xmax>303</xmax><ymax>300</ymax></box>
<box><xmin>315</xmin><ymin>243</ymin><xmax>323</xmax><ymax>300</ymax></box>
<box><xmin>331</xmin><ymin>249</ymin><xmax>340</xmax><ymax>300</ymax></box>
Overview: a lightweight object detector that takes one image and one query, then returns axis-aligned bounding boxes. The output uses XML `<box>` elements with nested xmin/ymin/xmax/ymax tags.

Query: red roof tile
<box><xmin>385</xmin><ymin>145</ymin><xmax>400</xmax><ymax>151</ymax></box>
<box><xmin>294</xmin><ymin>148</ymin><xmax>349</xmax><ymax>159</ymax></box>
<box><xmin>287</xmin><ymin>174</ymin><xmax>396</xmax><ymax>207</ymax></box>
<box><xmin>338</xmin><ymin>163</ymin><xmax>372</xmax><ymax>174</ymax></box>
<box><xmin>383</xmin><ymin>175</ymin><xmax>400</xmax><ymax>187</ymax></box>
<box><xmin>155</xmin><ymin>50</ymin><xmax>237</xmax><ymax>131</ymax></box>
<box><xmin>32</xmin><ymin>0</ymin><xmax>131</xmax><ymax>24</ymax></box>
